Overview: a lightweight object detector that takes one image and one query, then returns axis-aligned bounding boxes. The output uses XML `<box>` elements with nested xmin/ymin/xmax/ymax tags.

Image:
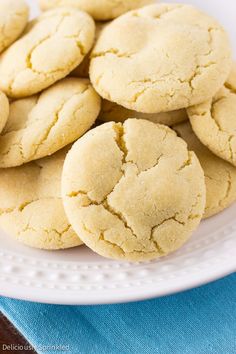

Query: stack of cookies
<box><xmin>0</xmin><ymin>0</ymin><xmax>235</xmax><ymax>262</ymax></box>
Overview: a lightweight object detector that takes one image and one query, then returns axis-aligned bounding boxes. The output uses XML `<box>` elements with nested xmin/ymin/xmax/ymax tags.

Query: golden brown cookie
<box><xmin>62</xmin><ymin>119</ymin><xmax>206</xmax><ymax>262</ymax></box>
<box><xmin>188</xmin><ymin>63</ymin><xmax>236</xmax><ymax>166</ymax></box>
<box><xmin>0</xmin><ymin>147</ymin><xmax>83</xmax><ymax>250</ymax></box>
<box><xmin>0</xmin><ymin>7</ymin><xmax>95</xmax><ymax>98</ymax></box>
<box><xmin>174</xmin><ymin>121</ymin><xmax>236</xmax><ymax>218</ymax></box>
<box><xmin>0</xmin><ymin>78</ymin><xmax>101</xmax><ymax>168</ymax></box>
<box><xmin>90</xmin><ymin>4</ymin><xmax>232</xmax><ymax>113</ymax></box>
<box><xmin>0</xmin><ymin>0</ymin><xmax>29</xmax><ymax>53</ymax></box>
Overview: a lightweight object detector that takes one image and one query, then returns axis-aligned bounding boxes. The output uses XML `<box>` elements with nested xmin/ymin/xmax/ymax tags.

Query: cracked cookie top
<box><xmin>39</xmin><ymin>0</ymin><xmax>154</xmax><ymax>21</ymax></box>
<box><xmin>174</xmin><ymin>121</ymin><xmax>236</xmax><ymax>219</ymax></box>
<box><xmin>188</xmin><ymin>63</ymin><xmax>236</xmax><ymax>167</ymax></box>
<box><xmin>90</xmin><ymin>3</ymin><xmax>232</xmax><ymax>114</ymax></box>
<box><xmin>62</xmin><ymin>119</ymin><xmax>206</xmax><ymax>262</ymax></box>
<box><xmin>0</xmin><ymin>147</ymin><xmax>83</xmax><ymax>250</ymax></box>
<box><xmin>99</xmin><ymin>99</ymin><xmax>188</xmax><ymax>126</ymax></box>
<box><xmin>0</xmin><ymin>7</ymin><xmax>95</xmax><ymax>98</ymax></box>
<box><xmin>0</xmin><ymin>91</ymin><xmax>9</xmax><ymax>134</ymax></box>
<box><xmin>0</xmin><ymin>78</ymin><xmax>101</xmax><ymax>168</ymax></box>
<box><xmin>0</xmin><ymin>0</ymin><xmax>29</xmax><ymax>54</ymax></box>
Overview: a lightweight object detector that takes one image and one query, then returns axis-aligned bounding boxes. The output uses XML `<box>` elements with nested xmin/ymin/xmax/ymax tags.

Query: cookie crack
<box><xmin>126</xmin><ymin>26</ymin><xmax>217</xmax><ymax>104</ymax></box>
<box><xmin>91</xmin><ymin>48</ymin><xmax>134</xmax><ymax>59</ymax></box>
<box><xmin>70</xmin><ymin>190</ymin><xmax>202</xmax><ymax>256</ymax></box>
<box><xmin>149</xmin><ymin>192</ymin><xmax>202</xmax><ymax>251</ymax></box>
<box><xmin>139</xmin><ymin>155</ymin><xmax>164</xmax><ymax>175</ymax></box>
<box><xmin>177</xmin><ymin>151</ymin><xmax>193</xmax><ymax>171</ymax></box>
<box><xmin>149</xmin><ymin>215</ymin><xmax>185</xmax><ymax>255</ymax></box>
<box><xmin>113</xmin><ymin>123</ymin><xmax>128</xmax><ymax>163</ymax></box>
<box><xmin>188</xmin><ymin>28</ymin><xmax>216</xmax><ymax>92</ymax></box>
<box><xmin>65</xmin><ymin>33</ymin><xmax>86</xmax><ymax>56</ymax></box>
<box><xmin>17</xmin><ymin>223</ymin><xmax>72</xmax><ymax>248</ymax></box>
<box><xmin>31</xmin><ymin>99</ymin><xmax>68</xmax><ymax>157</ymax></box>
<box><xmin>0</xmin><ymin>9</ymin><xmax>27</xmax><ymax>49</ymax></box>
<box><xmin>0</xmin><ymin>199</ymin><xmax>39</xmax><ymax>216</ymax></box>
<box><xmin>92</xmin><ymin>73</ymin><xmax>112</xmax><ymax>100</ymax></box>
<box><xmin>132</xmin><ymin>4</ymin><xmax>184</xmax><ymax>19</ymax></box>
<box><xmin>25</xmin><ymin>34</ymin><xmax>51</xmax><ymax>71</ymax></box>
<box><xmin>188</xmin><ymin>193</ymin><xmax>203</xmax><ymax>220</ymax></box>
<box><xmin>0</xmin><ymin>206</ymin><xmax>15</xmax><ymax>216</ymax></box>
<box><xmin>128</xmin><ymin>80</ymin><xmax>186</xmax><ymax>106</ymax></box>
<box><xmin>102</xmin><ymin>200</ymin><xmax>140</xmax><ymax>241</ymax></box>
<box><xmin>0</xmin><ymin>197</ymin><xmax>60</xmax><ymax>216</ymax></box>
<box><xmin>219</xmin><ymin>170</ymin><xmax>232</xmax><ymax>207</ymax></box>
<box><xmin>9</xmin><ymin>16</ymin><xmax>65</xmax><ymax>93</ymax></box>
<box><xmin>10</xmin><ymin>13</ymin><xmax>85</xmax><ymax>91</ymax></box>
<box><xmin>188</xmin><ymin>62</ymin><xmax>216</xmax><ymax>92</ymax></box>
<box><xmin>0</xmin><ymin>141</ymin><xmax>25</xmax><ymax>160</ymax></box>
<box><xmin>129</xmin><ymin>61</ymin><xmax>216</xmax><ymax>104</ymax></box>
<box><xmin>210</xmin><ymin>101</ymin><xmax>235</xmax><ymax>161</ymax></box>
<box><xmin>19</xmin><ymin>200</ymin><xmax>40</xmax><ymax>212</ymax></box>
<box><xmin>24</xmin><ymin>13</ymin><xmax>68</xmax><ymax>74</ymax></box>
<box><xmin>81</xmin><ymin>222</ymin><xmax>161</xmax><ymax>256</ymax></box>
<box><xmin>67</xmin><ymin>190</ymin><xmax>88</xmax><ymax>198</ymax></box>
<box><xmin>17</xmin><ymin>224</ymin><xmax>36</xmax><ymax>237</ymax></box>
<box><xmin>98</xmin><ymin>232</ymin><xmax>126</xmax><ymax>254</ymax></box>
<box><xmin>127</xmin><ymin>75</ymin><xmax>176</xmax><ymax>104</ymax></box>
<box><xmin>224</xmin><ymin>83</ymin><xmax>236</xmax><ymax>95</ymax></box>
<box><xmin>81</xmin><ymin>222</ymin><xmax>126</xmax><ymax>254</ymax></box>
<box><xmin>30</xmin><ymin>86</ymin><xmax>89</xmax><ymax>158</ymax></box>
<box><xmin>65</xmin><ymin>124</ymin><xmax>144</xmax><ymax>247</ymax></box>
<box><xmin>43</xmin><ymin>224</ymin><xmax>71</xmax><ymax>238</ymax></box>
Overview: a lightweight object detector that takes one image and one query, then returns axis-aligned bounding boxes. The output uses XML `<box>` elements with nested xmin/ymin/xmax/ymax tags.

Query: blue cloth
<box><xmin>0</xmin><ymin>274</ymin><xmax>235</xmax><ymax>354</ymax></box>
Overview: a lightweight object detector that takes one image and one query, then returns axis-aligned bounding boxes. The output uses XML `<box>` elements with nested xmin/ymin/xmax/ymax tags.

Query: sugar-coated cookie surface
<box><xmin>0</xmin><ymin>7</ymin><xmax>95</xmax><ymax>98</ymax></box>
<box><xmin>39</xmin><ymin>0</ymin><xmax>154</xmax><ymax>21</ymax></box>
<box><xmin>0</xmin><ymin>78</ymin><xmax>101</xmax><ymax>168</ymax></box>
<box><xmin>62</xmin><ymin>119</ymin><xmax>206</xmax><ymax>262</ymax></box>
<box><xmin>174</xmin><ymin>122</ymin><xmax>236</xmax><ymax>219</ymax></box>
<box><xmin>99</xmin><ymin>100</ymin><xmax>188</xmax><ymax>126</ymax></box>
<box><xmin>90</xmin><ymin>4</ymin><xmax>232</xmax><ymax>113</ymax></box>
<box><xmin>188</xmin><ymin>63</ymin><xmax>236</xmax><ymax>167</ymax></box>
<box><xmin>0</xmin><ymin>91</ymin><xmax>9</xmax><ymax>134</ymax></box>
<box><xmin>0</xmin><ymin>147</ymin><xmax>82</xmax><ymax>250</ymax></box>
<box><xmin>0</xmin><ymin>0</ymin><xmax>29</xmax><ymax>53</ymax></box>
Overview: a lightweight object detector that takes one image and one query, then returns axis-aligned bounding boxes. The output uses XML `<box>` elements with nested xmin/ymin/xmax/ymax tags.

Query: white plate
<box><xmin>0</xmin><ymin>0</ymin><xmax>235</xmax><ymax>305</ymax></box>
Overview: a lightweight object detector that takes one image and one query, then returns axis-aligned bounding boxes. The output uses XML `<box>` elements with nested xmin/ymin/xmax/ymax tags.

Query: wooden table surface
<box><xmin>0</xmin><ymin>313</ymin><xmax>37</xmax><ymax>353</ymax></box>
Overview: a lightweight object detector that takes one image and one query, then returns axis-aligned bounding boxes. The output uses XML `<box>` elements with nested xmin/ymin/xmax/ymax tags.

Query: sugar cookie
<box><xmin>0</xmin><ymin>91</ymin><xmax>9</xmax><ymax>133</ymax></box>
<box><xmin>62</xmin><ymin>119</ymin><xmax>206</xmax><ymax>262</ymax></box>
<box><xmin>0</xmin><ymin>78</ymin><xmax>101</xmax><ymax>168</ymax></box>
<box><xmin>174</xmin><ymin>122</ymin><xmax>236</xmax><ymax>218</ymax></box>
<box><xmin>39</xmin><ymin>0</ymin><xmax>154</xmax><ymax>21</ymax></box>
<box><xmin>99</xmin><ymin>100</ymin><xmax>188</xmax><ymax>126</ymax></box>
<box><xmin>0</xmin><ymin>147</ymin><xmax>82</xmax><ymax>250</ymax></box>
<box><xmin>188</xmin><ymin>64</ymin><xmax>236</xmax><ymax>166</ymax></box>
<box><xmin>90</xmin><ymin>4</ymin><xmax>232</xmax><ymax>113</ymax></box>
<box><xmin>0</xmin><ymin>0</ymin><xmax>29</xmax><ymax>54</ymax></box>
<box><xmin>0</xmin><ymin>7</ymin><xmax>95</xmax><ymax>98</ymax></box>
